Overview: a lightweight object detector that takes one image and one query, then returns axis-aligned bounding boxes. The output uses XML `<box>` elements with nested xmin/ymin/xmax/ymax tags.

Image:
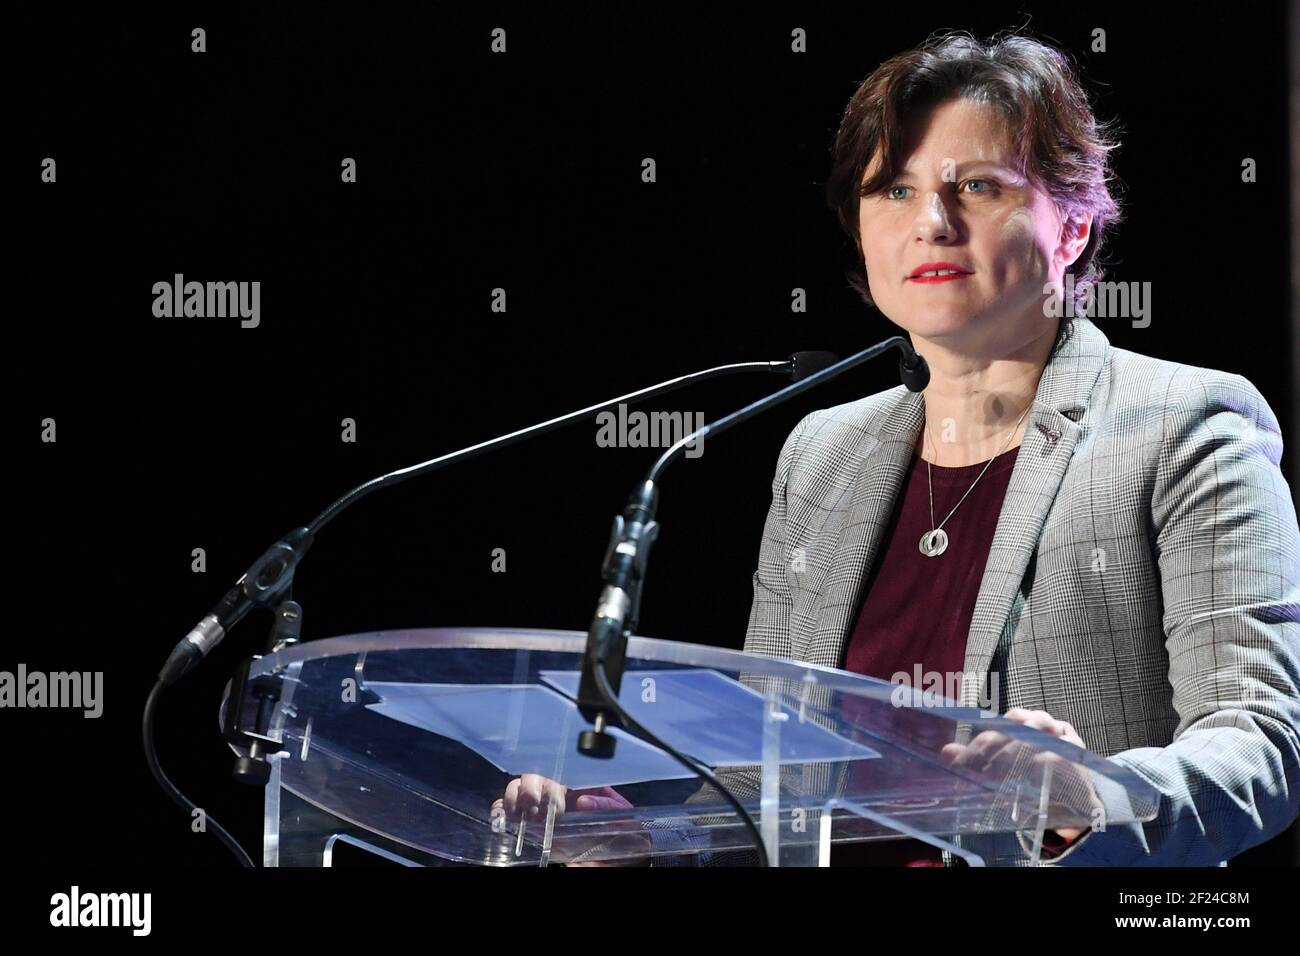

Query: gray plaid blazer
<box><xmin>662</xmin><ymin>315</ymin><xmax>1300</xmax><ymax>867</ymax></box>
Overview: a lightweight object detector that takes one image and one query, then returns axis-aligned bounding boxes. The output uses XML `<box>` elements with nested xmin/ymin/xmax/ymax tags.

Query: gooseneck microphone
<box><xmin>158</xmin><ymin>351</ymin><xmax>839</xmax><ymax>689</ymax></box>
<box><xmin>146</xmin><ymin>349</ymin><xmax>844</xmax><ymax>867</ymax></box>
<box><xmin>574</xmin><ymin>335</ymin><xmax>928</xmax><ymax>865</ymax></box>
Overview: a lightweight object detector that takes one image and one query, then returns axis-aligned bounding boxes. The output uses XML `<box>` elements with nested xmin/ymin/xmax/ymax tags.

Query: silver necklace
<box><xmin>917</xmin><ymin>403</ymin><xmax>1032</xmax><ymax>557</ymax></box>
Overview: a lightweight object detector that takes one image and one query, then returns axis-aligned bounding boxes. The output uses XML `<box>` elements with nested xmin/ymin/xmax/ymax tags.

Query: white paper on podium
<box><xmin>364</xmin><ymin>669</ymin><xmax>877</xmax><ymax>790</ymax></box>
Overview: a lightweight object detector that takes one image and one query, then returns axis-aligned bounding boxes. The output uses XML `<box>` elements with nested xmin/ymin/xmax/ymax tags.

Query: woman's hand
<box><xmin>491</xmin><ymin>774</ymin><xmax>650</xmax><ymax>866</ymax></box>
<box><xmin>998</xmin><ymin>708</ymin><xmax>1089</xmax><ymax>841</ymax></box>
<box><xmin>940</xmin><ymin>707</ymin><xmax>1094</xmax><ymax>842</ymax></box>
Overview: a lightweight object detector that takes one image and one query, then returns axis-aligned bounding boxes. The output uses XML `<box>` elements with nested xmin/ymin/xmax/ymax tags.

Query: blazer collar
<box><xmin>793</xmin><ymin>317</ymin><xmax>1111</xmax><ymax>710</ymax></box>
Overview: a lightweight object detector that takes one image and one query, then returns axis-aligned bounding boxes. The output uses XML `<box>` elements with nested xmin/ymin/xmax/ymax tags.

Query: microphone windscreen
<box><xmin>898</xmin><ymin>352</ymin><xmax>930</xmax><ymax>392</ymax></box>
<box><xmin>788</xmin><ymin>350</ymin><xmax>840</xmax><ymax>382</ymax></box>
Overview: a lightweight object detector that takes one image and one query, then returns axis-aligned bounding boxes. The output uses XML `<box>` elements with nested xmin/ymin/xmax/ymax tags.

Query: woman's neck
<box><xmin>911</xmin><ymin>317</ymin><xmax>1059</xmax><ymax>467</ymax></box>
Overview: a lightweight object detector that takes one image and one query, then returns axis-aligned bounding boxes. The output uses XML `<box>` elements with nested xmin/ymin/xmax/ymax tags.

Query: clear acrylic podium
<box><xmin>219</xmin><ymin>627</ymin><xmax>1159</xmax><ymax>867</ymax></box>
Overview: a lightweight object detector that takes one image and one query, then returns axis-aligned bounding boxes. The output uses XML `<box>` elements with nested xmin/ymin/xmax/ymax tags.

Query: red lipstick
<box><xmin>908</xmin><ymin>261</ymin><xmax>973</xmax><ymax>283</ymax></box>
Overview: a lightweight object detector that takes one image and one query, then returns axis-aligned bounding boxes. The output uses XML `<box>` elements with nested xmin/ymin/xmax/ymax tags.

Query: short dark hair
<box><xmin>824</xmin><ymin>29</ymin><xmax>1125</xmax><ymax>314</ymax></box>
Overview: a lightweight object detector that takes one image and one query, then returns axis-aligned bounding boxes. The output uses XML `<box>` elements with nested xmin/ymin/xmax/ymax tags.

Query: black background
<box><xmin>12</xmin><ymin>0</ymin><xmax>1297</xmax><ymax>874</ymax></box>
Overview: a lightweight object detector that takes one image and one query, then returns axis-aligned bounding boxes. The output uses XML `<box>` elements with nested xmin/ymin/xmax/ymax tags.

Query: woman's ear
<box><xmin>1058</xmin><ymin>212</ymin><xmax>1094</xmax><ymax>270</ymax></box>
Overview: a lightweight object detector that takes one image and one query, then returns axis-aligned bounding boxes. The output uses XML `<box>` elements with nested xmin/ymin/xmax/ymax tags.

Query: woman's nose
<box><xmin>914</xmin><ymin>192</ymin><xmax>958</xmax><ymax>243</ymax></box>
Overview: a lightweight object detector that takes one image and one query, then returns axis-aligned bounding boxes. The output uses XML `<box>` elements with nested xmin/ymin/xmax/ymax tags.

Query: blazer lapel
<box><xmin>958</xmin><ymin>318</ymin><xmax>1108</xmax><ymax>707</ymax></box>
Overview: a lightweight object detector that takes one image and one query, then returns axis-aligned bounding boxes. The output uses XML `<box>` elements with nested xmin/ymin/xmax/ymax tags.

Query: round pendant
<box><xmin>918</xmin><ymin>528</ymin><xmax>949</xmax><ymax>557</ymax></box>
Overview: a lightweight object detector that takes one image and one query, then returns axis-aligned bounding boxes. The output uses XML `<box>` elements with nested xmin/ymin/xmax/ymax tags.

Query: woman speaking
<box><xmin>500</xmin><ymin>28</ymin><xmax>1300</xmax><ymax>867</ymax></box>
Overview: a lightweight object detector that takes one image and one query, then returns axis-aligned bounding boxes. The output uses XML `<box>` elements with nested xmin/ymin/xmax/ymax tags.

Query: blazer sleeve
<box><xmin>1052</xmin><ymin>371</ymin><xmax>1300</xmax><ymax>866</ymax></box>
<box><xmin>743</xmin><ymin>410</ymin><xmax>817</xmax><ymax>660</ymax></box>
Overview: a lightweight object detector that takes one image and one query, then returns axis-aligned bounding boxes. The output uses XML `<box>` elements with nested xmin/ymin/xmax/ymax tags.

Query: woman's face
<box><xmin>857</xmin><ymin>97</ymin><xmax>1086</xmax><ymax>353</ymax></box>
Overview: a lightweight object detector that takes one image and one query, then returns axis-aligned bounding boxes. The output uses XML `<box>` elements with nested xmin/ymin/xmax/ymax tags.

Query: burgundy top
<box><xmin>831</xmin><ymin>444</ymin><xmax>1020</xmax><ymax>866</ymax></box>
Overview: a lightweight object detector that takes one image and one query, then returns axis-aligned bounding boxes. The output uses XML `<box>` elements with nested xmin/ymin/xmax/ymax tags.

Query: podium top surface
<box><xmin>222</xmin><ymin>627</ymin><xmax>1159</xmax><ymax>865</ymax></box>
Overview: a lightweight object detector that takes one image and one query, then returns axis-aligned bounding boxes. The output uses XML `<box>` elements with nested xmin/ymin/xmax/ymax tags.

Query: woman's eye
<box><xmin>881</xmin><ymin>180</ymin><xmax>994</xmax><ymax>200</ymax></box>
